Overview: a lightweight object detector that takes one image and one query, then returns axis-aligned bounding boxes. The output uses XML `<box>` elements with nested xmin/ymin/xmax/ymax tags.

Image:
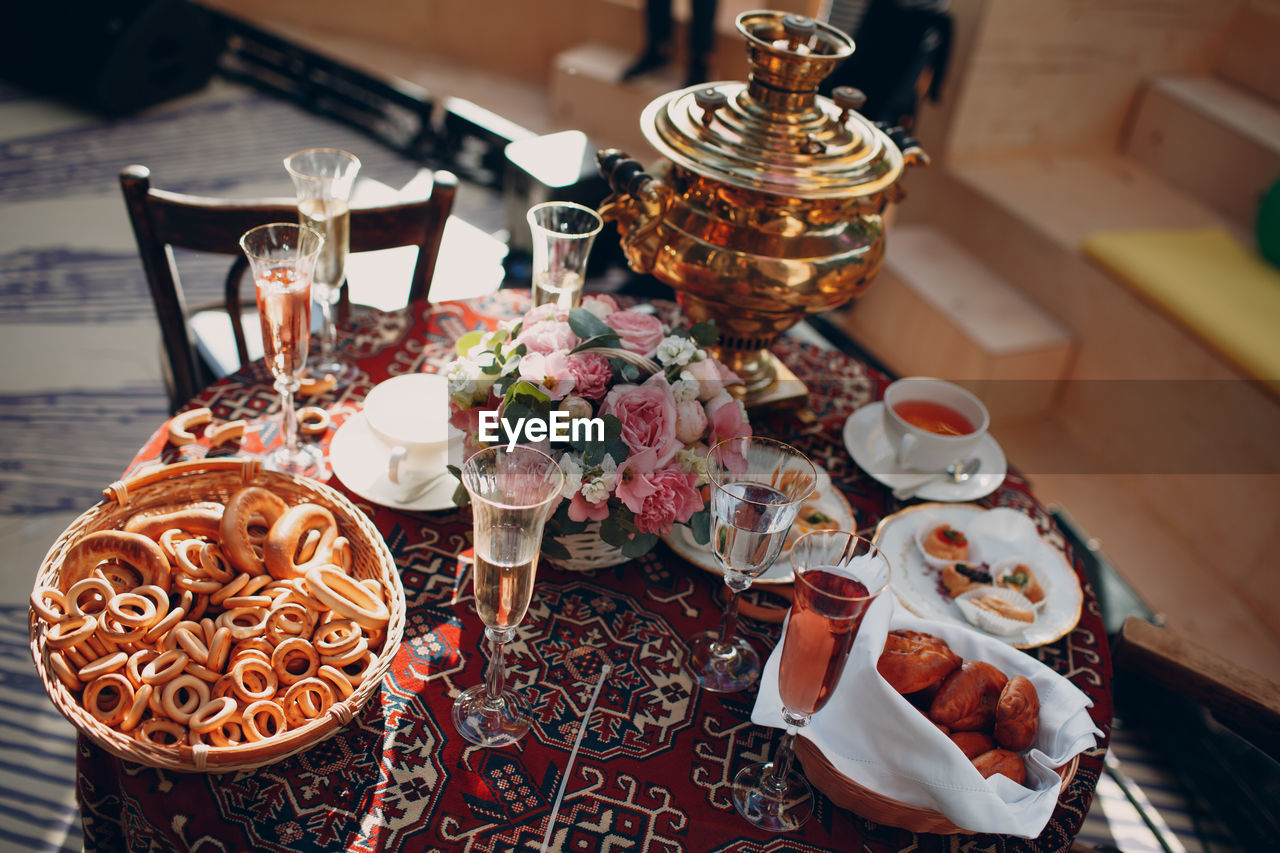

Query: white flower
<box><xmin>558</xmin><ymin>453</ymin><xmax>584</xmax><ymax>500</ymax></box>
<box><xmin>446</xmin><ymin>358</ymin><xmax>481</xmax><ymax>399</ymax></box>
<box><xmin>670</xmin><ymin>378</ymin><xmax>699</xmax><ymax>404</ymax></box>
<box><xmin>581</xmin><ymin>454</ymin><xmax>619</xmax><ymax>503</ymax></box>
<box><xmin>676</xmin><ymin>446</ymin><xmax>709</xmax><ymax>484</ymax></box>
<box><xmin>655</xmin><ymin>335</ymin><xmax>698</xmax><ymax>367</ymax></box>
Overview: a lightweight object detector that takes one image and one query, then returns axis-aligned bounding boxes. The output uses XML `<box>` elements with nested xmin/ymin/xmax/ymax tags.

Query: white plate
<box><xmin>661</xmin><ymin>468</ymin><xmax>856</xmax><ymax>585</ymax></box>
<box><xmin>873</xmin><ymin>503</ymin><xmax>1083</xmax><ymax>648</ymax></box>
<box><xmin>328</xmin><ymin>412</ymin><xmax>460</xmax><ymax>512</ymax></box>
<box><xmin>843</xmin><ymin>402</ymin><xmax>1007</xmax><ymax>502</ymax></box>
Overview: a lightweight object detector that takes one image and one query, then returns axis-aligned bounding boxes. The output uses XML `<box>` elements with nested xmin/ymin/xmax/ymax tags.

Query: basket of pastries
<box><xmin>770</xmin><ymin>598</ymin><xmax>1100</xmax><ymax>837</ymax></box>
<box><xmin>28</xmin><ymin>458</ymin><xmax>405</xmax><ymax>773</ymax></box>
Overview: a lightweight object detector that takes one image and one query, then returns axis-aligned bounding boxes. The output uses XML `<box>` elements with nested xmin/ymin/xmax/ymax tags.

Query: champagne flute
<box><xmin>453</xmin><ymin>445</ymin><xmax>564</xmax><ymax>747</ymax></box>
<box><xmin>239</xmin><ymin>223</ymin><xmax>325</xmax><ymax>478</ymax></box>
<box><xmin>691</xmin><ymin>437</ymin><xmax>817</xmax><ymax>693</ymax></box>
<box><xmin>733</xmin><ymin>531</ymin><xmax>890</xmax><ymax>832</ymax></box>
<box><xmin>284</xmin><ymin>148</ymin><xmax>360</xmax><ymax>384</ymax></box>
<box><xmin>527</xmin><ymin>201</ymin><xmax>602</xmax><ymax>311</ymax></box>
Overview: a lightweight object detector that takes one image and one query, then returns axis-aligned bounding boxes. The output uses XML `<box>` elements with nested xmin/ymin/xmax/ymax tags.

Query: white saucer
<box><xmin>842</xmin><ymin>402</ymin><xmax>1006</xmax><ymax>502</ymax></box>
<box><xmin>328</xmin><ymin>411</ymin><xmax>460</xmax><ymax>512</ymax></box>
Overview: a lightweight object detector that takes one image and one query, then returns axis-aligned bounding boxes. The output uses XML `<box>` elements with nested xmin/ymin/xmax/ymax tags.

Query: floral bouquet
<box><xmin>446</xmin><ymin>294</ymin><xmax>751</xmax><ymax>566</ymax></box>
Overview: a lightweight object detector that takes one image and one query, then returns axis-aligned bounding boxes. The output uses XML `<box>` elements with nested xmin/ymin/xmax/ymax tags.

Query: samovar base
<box><xmin>724</xmin><ymin>350</ymin><xmax>810</xmax><ymax>415</ymax></box>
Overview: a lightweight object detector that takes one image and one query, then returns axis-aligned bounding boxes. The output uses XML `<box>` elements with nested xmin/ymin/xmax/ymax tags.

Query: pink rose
<box><xmin>601</xmin><ymin>374</ymin><xmax>680</xmax><ymax>466</ymax></box>
<box><xmin>565</xmin><ymin>352</ymin><xmax>613</xmax><ymax>400</ymax></box>
<box><xmin>517</xmin><ymin>320</ymin><xmax>578</xmax><ymax>354</ymax></box>
<box><xmin>580</xmin><ymin>293</ymin><xmax>619</xmax><ymax>320</ymax></box>
<box><xmin>615</xmin><ymin>449</ymin><xmax>660</xmax><ymax>513</ymax></box>
<box><xmin>675</xmin><ymin>399</ymin><xmax>708</xmax><ymax>444</ymax></box>
<box><xmin>682</xmin><ymin>357</ymin><xmax>741</xmax><ymax>402</ymax></box>
<box><xmin>632</xmin><ymin>464</ymin><xmax>703</xmax><ymax>536</ymax></box>
<box><xmin>568</xmin><ymin>491</ymin><xmax>610</xmax><ymax>522</ymax></box>
<box><xmin>706</xmin><ymin>394</ymin><xmax>752</xmax><ymax>446</ymax></box>
<box><xmin>606</xmin><ymin>310</ymin><xmax>664</xmax><ymax>356</ymax></box>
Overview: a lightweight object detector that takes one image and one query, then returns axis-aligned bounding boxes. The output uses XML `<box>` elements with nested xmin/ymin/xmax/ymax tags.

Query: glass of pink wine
<box><xmin>691</xmin><ymin>437</ymin><xmax>817</xmax><ymax>693</ymax></box>
<box><xmin>239</xmin><ymin>223</ymin><xmax>325</xmax><ymax>478</ymax></box>
<box><xmin>453</xmin><ymin>445</ymin><xmax>564</xmax><ymax>747</ymax></box>
<box><xmin>284</xmin><ymin>148</ymin><xmax>360</xmax><ymax>385</ymax></box>
<box><xmin>733</xmin><ymin>530</ymin><xmax>891</xmax><ymax>832</ymax></box>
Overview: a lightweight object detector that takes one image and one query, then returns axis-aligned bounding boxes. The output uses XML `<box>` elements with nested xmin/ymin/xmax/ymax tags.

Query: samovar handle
<box><xmin>596</xmin><ymin>149</ymin><xmax>673</xmax><ymax>274</ymax></box>
<box><xmin>874</xmin><ymin>122</ymin><xmax>932</xmax><ymax>169</ymax></box>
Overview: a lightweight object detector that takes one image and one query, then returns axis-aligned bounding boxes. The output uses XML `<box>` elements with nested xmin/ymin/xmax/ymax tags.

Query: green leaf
<box><xmin>454</xmin><ymin>330</ymin><xmax>486</xmax><ymax>358</ymax></box>
<box><xmin>505</xmin><ymin>381</ymin><xmax>549</xmax><ymax>404</ymax></box>
<box><xmin>569</xmin><ymin>332</ymin><xmax>622</xmax><ymax>353</ymax></box>
<box><xmin>689</xmin><ymin>510</ymin><xmax>711</xmax><ymax>545</ymax></box>
<box><xmin>500</xmin><ymin>354</ymin><xmax>522</xmax><ymax>376</ymax></box>
<box><xmin>603</xmin><ymin>439</ymin><xmax>630</xmax><ymax>463</ymax></box>
<box><xmin>568</xmin><ymin>307</ymin><xmax>615</xmax><ymax>340</ymax></box>
<box><xmin>599</xmin><ymin>517</ymin><xmax>631</xmax><ymax>547</ymax></box>
<box><xmin>690</xmin><ymin>321</ymin><xmax>719</xmax><ymax>347</ymax></box>
<box><xmin>600</xmin><ymin>414</ymin><xmax>623</xmax><ymax>443</ymax></box>
<box><xmin>541</xmin><ymin>537</ymin><xmax>570</xmax><ymax>560</ymax></box>
<box><xmin>582</xmin><ymin>443</ymin><xmax>605</xmax><ymax>467</ymax></box>
<box><xmin>558</xmin><ymin>516</ymin><xmax>588</xmax><ymax>536</ymax></box>
<box><xmin>479</xmin><ymin>360</ymin><xmax>502</xmax><ymax>375</ymax></box>
<box><xmin>621</xmin><ymin>532</ymin><xmax>659</xmax><ymax>558</ymax></box>
<box><xmin>621</xmin><ymin>363</ymin><xmax>639</xmax><ymax>381</ymax></box>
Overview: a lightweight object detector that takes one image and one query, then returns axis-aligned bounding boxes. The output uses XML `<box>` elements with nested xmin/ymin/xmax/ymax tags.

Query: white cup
<box><xmin>882</xmin><ymin>377</ymin><xmax>989</xmax><ymax>472</ymax></box>
<box><xmin>362</xmin><ymin>373</ymin><xmax>451</xmax><ymax>485</ymax></box>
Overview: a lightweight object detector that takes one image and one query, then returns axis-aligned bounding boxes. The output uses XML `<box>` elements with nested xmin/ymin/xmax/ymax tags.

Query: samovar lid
<box><xmin>640</xmin><ymin>10</ymin><xmax>904</xmax><ymax>200</ymax></box>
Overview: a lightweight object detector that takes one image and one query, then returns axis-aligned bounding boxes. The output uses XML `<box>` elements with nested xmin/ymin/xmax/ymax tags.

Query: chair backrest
<box><xmin>119</xmin><ymin>163</ymin><xmax>457</xmax><ymax>411</ymax></box>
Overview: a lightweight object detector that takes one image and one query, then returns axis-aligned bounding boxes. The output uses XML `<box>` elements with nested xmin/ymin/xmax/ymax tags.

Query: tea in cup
<box><xmin>362</xmin><ymin>373</ymin><xmax>453</xmax><ymax>486</ymax></box>
<box><xmin>882</xmin><ymin>378</ymin><xmax>989</xmax><ymax>472</ymax></box>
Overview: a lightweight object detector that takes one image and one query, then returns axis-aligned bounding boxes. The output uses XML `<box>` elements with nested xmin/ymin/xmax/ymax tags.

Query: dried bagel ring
<box><xmin>209</xmin><ymin>572</ymin><xmax>251</xmax><ymax>606</ymax></box>
<box><xmin>119</xmin><ymin>683</ymin><xmax>152</xmax><ymax>732</ymax></box>
<box><xmin>125</xmin><ymin>649</ymin><xmax>158</xmax><ymax>688</ymax></box>
<box><xmin>98</xmin><ymin>614</ymin><xmax>147</xmax><ymax>644</ymax></box>
<box><xmin>206</xmin><ymin>419</ymin><xmax>247</xmax><ymax>447</ymax></box>
<box><xmin>107</xmin><ymin>592</ymin><xmax>158</xmax><ymax>628</ymax></box>
<box><xmin>283</xmin><ymin>677</ymin><xmax>333</xmax><ymax>727</ymax></box>
<box><xmin>142</xmin><ymin>606</ymin><xmax>186</xmax><ymax>644</ymax></box>
<box><xmin>61</xmin><ymin>530</ymin><xmax>171</xmax><ymax>594</ymax></box>
<box><xmin>45</xmin><ymin>613</ymin><xmax>98</xmax><ymax>650</ymax></box>
<box><xmin>220</xmin><ymin>487</ymin><xmax>288</xmax><ymax>575</ymax></box>
<box><xmin>241</xmin><ymin>700</ymin><xmax>287</xmax><ymax>742</ymax></box>
<box><xmin>127</xmin><ymin>504</ymin><xmax>224</xmax><ymax>542</ymax></box>
<box><xmin>207</xmin><ymin>720</ymin><xmax>246</xmax><ymax>747</ymax></box>
<box><xmin>296</xmin><ymin>406</ymin><xmax>331</xmax><ymax>436</ymax></box>
<box><xmin>230</xmin><ymin>657</ymin><xmax>277</xmax><ymax>703</ymax></box>
<box><xmin>30</xmin><ymin>587</ymin><xmax>70</xmax><ymax>625</ymax></box>
<box><xmin>320</xmin><ymin>635</ymin><xmax>368</xmax><ymax>669</ymax></box>
<box><xmin>134</xmin><ymin>717</ymin><xmax>186</xmax><ymax>747</ymax></box>
<box><xmin>161</xmin><ymin>673</ymin><xmax>210</xmax><ymax>724</ymax></box>
<box><xmin>141</xmin><ymin>649</ymin><xmax>189</xmax><ymax>685</ymax></box>
<box><xmin>78</xmin><ymin>651</ymin><xmax>128</xmax><ymax>682</ymax></box>
<box><xmin>198</xmin><ymin>544</ymin><xmax>236</xmax><ymax>584</ymax></box>
<box><xmin>188</xmin><ymin>696</ymin><xmax>238</xmax><ymax>735</ymax></box>
<box><xmin>265</xmin><ymin>504</ymin><xmax>339</xmax><ymax>580</ymax></box>
<box><xmin>206</xmin><ymin>626</ymin><xmax>233</xmax><ymax>674</ymax></box>
<box><xmin>298</xmin><ymin>374</ymin><xmax>336</xmax><ymax>396</ymax></box>
<box><xmin>167</xmin><ymin>407</ymin><xmax>212</xmax><ymax>445</ymax></box>
<box><xmin>219</xmin><ymin>606</ymin><xmax>270</xmax><ymax>641</ymax></box>
<box><xmin>172</xmin><ymin>625</ymin><xmax>210</xmax><ymax>666</ymax></box>
<box><xmin>339</xmin><ymin>649</ymin><xmax>377</xmax><ymax>687</ymax></box>
<box><xmin>314</xmin><ymin>619</ymin><xmax>361</xmax><ymax>656</ymax></box>
<box><xmin>172</xmin><ymin>537</ymin><xmax>207</xmax><ymax>578</ymax></box>
<box><xmin>272</xmin><ymin>637</ymin><xmax>319</xmax><ymax>686</ymax></box>
<box><xmin>84</xmin><ymin>673</ymin><xmax>135</xmax><ymax>727</ymax></box>
<box><xmin>305</xmin><ymin>566</ymin><xmax>389</xmax><ymax>631</ymax></box>
<box><xmin>48</xmin><ymin>650</ymin><xmax>83</xmax><ymax>692</ymax></box>
<box><xmin>316</xmin><ymin>664</ymin><xmax>355</xmax><ymax>701</ymax></box>
<box><xmin>67</xmin><ymin>577</ymin><xmax>115</xmax><ymax>618</ymax></box>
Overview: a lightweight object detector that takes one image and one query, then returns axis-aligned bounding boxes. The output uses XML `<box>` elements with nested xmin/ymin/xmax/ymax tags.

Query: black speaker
<box><xmin>0</xmin><ymin>0</ymin><xmax>219</xmax><ymax>115</ymax></box>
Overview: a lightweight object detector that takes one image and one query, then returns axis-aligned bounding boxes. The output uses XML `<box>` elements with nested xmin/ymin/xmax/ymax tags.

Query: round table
<box><xmin>76</xmin><ymin>291</ymin><xmax>1112</xmax><ymax>852</ymax></box>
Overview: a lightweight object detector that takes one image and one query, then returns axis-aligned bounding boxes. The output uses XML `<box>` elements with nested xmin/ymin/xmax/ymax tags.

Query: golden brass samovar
<box><xmin>598</xmin><ymin>10</ymin><xmax>928</xmax><ymax>407</ymax></box>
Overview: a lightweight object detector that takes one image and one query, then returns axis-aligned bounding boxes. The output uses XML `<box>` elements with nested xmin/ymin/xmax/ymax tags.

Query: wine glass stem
<box><xmin>275</xmin><ymin>379</ymin><xmax>301</xmax><ymax>455</ymax></box>
<box><xmin>715</xmin><ymin>575</ymin><xmax>750</xmax><ymax>652</ymax></box>
<box><xmin>483</xmin><ymin>627</ymin><xmax>513</xmax><ymax>709</ymax></box>
<box><xmin>317</xmin><ymin>286</ymin><xmax>338</xmax><ymax>365</ymax></box>
<box><xmin>766</xmin><ymin>729</ymin><xmax>800</xmax><ymax>793</ymax></box>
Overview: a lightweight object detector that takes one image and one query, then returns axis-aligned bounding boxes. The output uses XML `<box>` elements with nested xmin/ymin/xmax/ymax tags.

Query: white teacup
<box><xmin>882</xmin><ymin>377</ymin><xmax>989</xmax><ymax>472</ymax></box>
<box><xmin>362</xmin><ymin>373</ymin><xmax>452</xmax><ymax>485</ymax></box>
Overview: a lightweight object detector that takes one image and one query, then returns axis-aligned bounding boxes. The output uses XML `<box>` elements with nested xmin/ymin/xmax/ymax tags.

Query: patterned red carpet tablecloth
<box><xmin>77</xmin><ymin>292</ymin><xmax>1112</xmax><ymax>852</ymax></box>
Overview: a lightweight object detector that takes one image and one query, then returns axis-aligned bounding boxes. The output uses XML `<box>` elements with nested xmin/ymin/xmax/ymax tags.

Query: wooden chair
<box><xmin>119</xmin><ymin>164</ymin><xmax>457</xmax><ymax>412</ymax></box>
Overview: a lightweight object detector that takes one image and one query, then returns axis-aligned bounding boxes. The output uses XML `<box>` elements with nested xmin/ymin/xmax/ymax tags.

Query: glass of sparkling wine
<box><xmin>733</xmin><ymin>531</ymin><xmax>890</xmax><ymax>832</ymax></box>
<box><xmin>239</xmin><ymin>223</ymin><xmax>325</xmax><ymax>478</ymax></box>
<box><xmin>691</xmin><ymin>437</ymin><xmax>817</xmax><ymax>693</ymax></box>
<box><xmin>284</xmin><ymin>148</ymin><xmax>361</xmax><ymax>384</ymax></box>
<box><xmin>526</xmin><ymin>201</ymin><xmax>602</xmax><ymax>311</ymax></box>
<box><xmin>453</xmin><ymin>445</ymin><xmax>564</xmax><ymax>747</ymax></box>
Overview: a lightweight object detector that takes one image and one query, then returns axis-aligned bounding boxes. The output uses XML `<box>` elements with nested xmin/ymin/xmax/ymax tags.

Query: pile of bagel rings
<box><xmin>31</xmin><ymin>486</ymin><xmax>391</xmax><ymax>754</ymax></box>
<box><xmin>877</xmin><ymin>629</ymin><xmax>1040</xmax><ymax>785</ymax></box>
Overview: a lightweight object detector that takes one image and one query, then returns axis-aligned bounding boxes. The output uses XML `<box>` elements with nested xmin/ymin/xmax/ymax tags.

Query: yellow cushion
<box><xmin>1082</xmin><ymin>227</ymin><xmax>1280</xmax><ymax>387</ymax></box>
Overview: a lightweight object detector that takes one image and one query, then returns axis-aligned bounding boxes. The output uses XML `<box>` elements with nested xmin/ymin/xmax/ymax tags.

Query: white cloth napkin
<box><xmin>751</xmin><ymin>594</ymin><xmax>1101</xmax><ymax>838</ymax></box>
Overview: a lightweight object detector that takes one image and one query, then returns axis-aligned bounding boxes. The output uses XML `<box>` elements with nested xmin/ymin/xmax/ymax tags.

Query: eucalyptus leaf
<box><xmin>479</xmin><ymin>360</ymin><xmax>502</xmax><ymax>375</ymax></box>
<box><xmin>689</xmin><ymin>510</ymin><xmax>711</xmax><ymax>545</ymax></box>
<box><xmin>599</xmin><ymin>518</ymin><xmax>631</xmax><ymax>547</ymax></box>
<box><xmin>600</xmin><ymin>414</ymin><xmax>623</xmax><ymax>443</ymax></box>
<box><xmin>568</xmin><ymin>307</ymin><xmax>615</xmax><ymax>340</ymax></box>
<box><xmin>621</xmin><ymin>363</ymin><xmax>639</xmax><ymax>381</ymax></box>
<box><xmin>541</xmin><ymin>537</ymin><xmax>570</xmax><ymax>561</ymax></box>
<box><xmin>621</xmin><ymin>532</ymin><xmax>659</xmax><ymax>558</ymax></box>
<box><xmin>691</xmin><ymin>321</ymin><xmax>719</xmax><ymax>347</ymax></box>
<box><xmin>569</xmin><ymin>332</ymin><xmax>621</xmax><ymax>353</ymax></box>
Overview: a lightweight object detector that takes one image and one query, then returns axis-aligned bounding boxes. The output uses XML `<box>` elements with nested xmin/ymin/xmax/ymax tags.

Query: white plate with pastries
<box><xmin>872</xmin><ymin>503</ymin><xmax>1083</xmax><ymax>648</ymax></box>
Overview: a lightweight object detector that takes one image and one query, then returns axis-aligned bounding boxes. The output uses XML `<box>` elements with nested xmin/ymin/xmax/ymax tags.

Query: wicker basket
<box><xmin>29</xmin><ymin>458</ymin><xmax>405</xmax><ymax>773</ymax></box>
<box><xmin>796</xmin><ymin>738</ymin><xmax>1079</xmax><ymax>834</ymax></box>
<box><xmin>547</xmin><ymin>522</ymin><xmax>631</xmax><ymax>571</ymax></box>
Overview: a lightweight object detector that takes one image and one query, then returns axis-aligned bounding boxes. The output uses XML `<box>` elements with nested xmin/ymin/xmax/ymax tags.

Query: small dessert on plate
<box><xmin>916</xmin><ymin>522</ymin><xmax>973</xmax><ymax>568</ymax></box>
<box><xmin>955</xmin><ymin>585</ymin><xmax>1038</xmax><ymax>636</ymax></box>
<box><xmin>992</xmin><ymin>557</ymin><xmax>1046</xmax><ymax>607</ymax></box>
